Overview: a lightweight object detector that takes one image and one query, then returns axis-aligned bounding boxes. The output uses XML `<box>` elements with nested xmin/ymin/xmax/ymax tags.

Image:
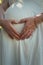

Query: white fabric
<box><xmin>1</xmin><ymin>1</ymin><xmax>43</xmax><ymax>65</ymax></box>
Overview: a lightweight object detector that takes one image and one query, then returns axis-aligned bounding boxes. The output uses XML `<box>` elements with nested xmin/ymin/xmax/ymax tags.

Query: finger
<box><xmin>18</xmin><ymin>18</ymin><xmax>27</xmax><ymax>24</ymax></box>
<box><xmin>8</xmin><ymin>25</ymin><xmax>20</xmax><ymax>39</ymax></box>
<box><xmin>21</xmin><ymin>27</ymin><xmax>35</xmax><ymax>40</ymax></box>
<box><xmin>26</xmin><ymin>28</ymin><xmax>36</xmax><ymax>39</ymax></box>
<box><xmin>10</xmin><ymin>20</ymin><xmax>17</xmax><ymax>24</ymax></box>
<box><xmin>2</xmin><ymin>21</ymin><xmax>20</xmax><ymax>40</ymax></box>
<box><xmin>26</xmin><ymin>30</ymin><xmax>33</xmax><ymax>39</ymax></box>
<box><xmin>8</xmin><ymin>27</ymin><xmax>20</xmax><ymax>40</ymax></box>
<box><xmin>11</xmin><ymin>26</ymin><xmax>20</xmax><ymax>37</ymax></box>
<box><xmin>6</xmin><ymin>27</ymin><xmax>20</xmax><ymax>40</ymax></box>
<box><xmin>3</xmin><ymin>24</ymin><xmax>20</xmax><ymax>39</ymax></box>
<box><xmin>12</xmin><ymin>32</ymin><xmax>20</xmax><ymax>40</ymax></box>
<box><xmin>22</xmin><ymin>32</ymin><xmax>32</xmax><ymax>40</ymax></box>
<box><xmin>26</xmin><ymin>33</ymin><xmax>33</xmax><ymax>39</ymax></box>
<box><xmin>19</xmin><ymin>17</ymin><xmax>31</xmax><ymax>24</ymax></box>
<box><xmin>20</xmin><ymin>29</ymin><xmax>29</xmax><ymax>39</ymax></box>
<box><xmin>10</xmin><ymin>23</ymin><xmax>20</xmax><ymax>36</ymax></box>
<box><xmin>20</xmin><ymin>23</ymin><xmax>28</xmax><ymax>36</ymax></box>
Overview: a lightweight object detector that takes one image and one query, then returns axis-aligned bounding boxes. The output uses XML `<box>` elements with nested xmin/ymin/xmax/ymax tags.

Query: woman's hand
<box><xmin>19</xmin><ymin>17</ymin><xmax>36</xmax><ymax>40</ymax></box>
<box><xmin>1</xmin><ymin>19</ymin><xmax>20</xmax><ymax>39</ymax></box>
<box><xmin>18</xmin><ymin>13</ymin><xmax>43</xmax><ymax>40</ymax></box>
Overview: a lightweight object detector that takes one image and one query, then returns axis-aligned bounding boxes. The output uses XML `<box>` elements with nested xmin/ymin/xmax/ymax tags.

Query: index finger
<box><xmin>18</xmin><ymin>18</ymin><xmax>28</xmax><ymax>23</ymax></box>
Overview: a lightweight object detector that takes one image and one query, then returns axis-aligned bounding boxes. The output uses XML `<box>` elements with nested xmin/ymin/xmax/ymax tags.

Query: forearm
<box><xmin>0</xmin><ymin>5</ymin><xmax>4</xmax><ymax>17</ymax></box>
<box><xmin>0</xmin><ymin>0</ymin><xmax>9</xmax><ymax>26</ymax></box>
<box><xmin>0</xmin><ymin>0</ymin><xmax>9</xmax><ymax>18</ymax></box>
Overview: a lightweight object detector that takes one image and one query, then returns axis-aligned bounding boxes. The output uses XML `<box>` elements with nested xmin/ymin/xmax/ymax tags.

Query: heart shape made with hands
<box><xmin>11</xmin><ymin>17</ymin><xmax>36</xmax><ymax>39</ymax></box>
<box><xmin>11</xmin><ymin>19</ymin><xmax>25</xmax><ymax>34</ymax></box>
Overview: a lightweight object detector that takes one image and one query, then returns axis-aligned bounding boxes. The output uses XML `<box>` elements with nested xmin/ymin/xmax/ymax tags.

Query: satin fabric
<box><xmin>1</xmin><ymin>1</ymin><xmax>43</xmax><ymax>65</ymax></box>
<box><xmin>1</xmin><ymin>23</ymin><xmax>43</xmax><ymax>65</ymax></box>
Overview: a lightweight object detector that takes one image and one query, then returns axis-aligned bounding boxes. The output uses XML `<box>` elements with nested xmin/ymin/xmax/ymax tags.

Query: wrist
<box><xmin>36</xmin><ymin>13</ymin><xmax>43</xmax><ymax>22</ymax></box>
<box><xmin>40</xmin><ymin>13</ymin><xmax>43</xmax><ymax>21</ymax></box>
<box><xmin>34</xmin><ymin>13</ymin><xmax>43</xmax><ymax>26</ymax></box>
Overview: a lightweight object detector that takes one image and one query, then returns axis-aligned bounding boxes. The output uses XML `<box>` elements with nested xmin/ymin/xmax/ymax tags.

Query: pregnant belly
<box><xmin>12</xmin><ymin>23</ymin><xmax>25</xmax><ymax>33</ymax></box>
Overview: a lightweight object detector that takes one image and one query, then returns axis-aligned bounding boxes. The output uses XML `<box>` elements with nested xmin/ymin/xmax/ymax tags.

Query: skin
<box><xmin>0</xmin><ymin>19</ymin><xmax>20</xmax><ymax>39</ymax></box>
<box><xmin>0</xmin><ymin>0</ymin><xmax>20</xmax><ymax>40</ymax></box>
<box><xmin>19</xmin><ymin>13</ymin><xmax>43</xmax><ymax>40</ymax></box>
<box><xmin>0</xmin><ymin>0</ymin><xmax>43</xmax><ymax>40</ymax></box>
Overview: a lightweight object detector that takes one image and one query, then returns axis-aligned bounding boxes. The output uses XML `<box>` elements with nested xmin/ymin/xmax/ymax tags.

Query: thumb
<box><xmin>18</xmin><ymin>18</ymin><xmax>27</xmax><ymax>24</ymax></box>
<box><xmin>11</xmin><ymin>20</ymin><xmax>17</xmax><ymax>24</ymax></box>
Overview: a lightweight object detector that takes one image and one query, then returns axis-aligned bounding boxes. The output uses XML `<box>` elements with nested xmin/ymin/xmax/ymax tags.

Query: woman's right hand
<box><xmin>0</xmin><ymin>19</ymin><xmax>20</xmax><ymax>40</ymax></box>
<box><xmin>0</xmin><ymin>6</ymin><xmax>20</xmax><ymax>40</ymax></box>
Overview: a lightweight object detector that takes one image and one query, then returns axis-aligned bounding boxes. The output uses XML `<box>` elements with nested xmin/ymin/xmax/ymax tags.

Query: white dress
<box><xmin>1</xmin><ymin>0</ymin><xmax>43</xmax><ymax>65</ymax></box>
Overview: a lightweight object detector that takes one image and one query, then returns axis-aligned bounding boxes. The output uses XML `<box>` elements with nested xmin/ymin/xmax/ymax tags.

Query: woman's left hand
<box><xmin>19</xmin><ymin>17</ymin><xmax>37</xmax><ymax>40</ymax></box>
